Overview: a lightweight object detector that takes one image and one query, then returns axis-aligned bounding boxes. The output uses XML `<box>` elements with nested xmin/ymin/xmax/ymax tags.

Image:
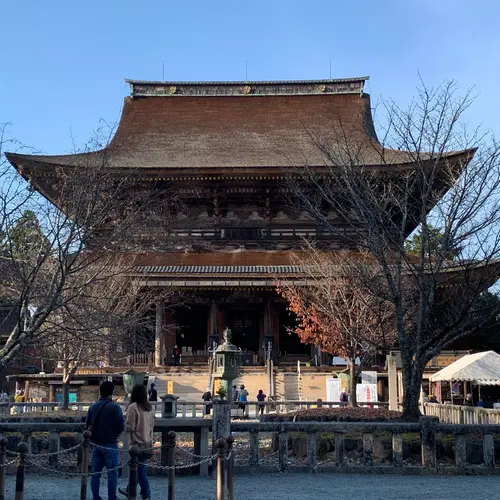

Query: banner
<box><xmin>356</xmin><ymin>383</ymin><xmax>378</xmax><ymax>403</ymax></box>
<box><xmin>326</xmin><ymin>378</ymin><xmax>342</xmax><ymax>402</ymax></box>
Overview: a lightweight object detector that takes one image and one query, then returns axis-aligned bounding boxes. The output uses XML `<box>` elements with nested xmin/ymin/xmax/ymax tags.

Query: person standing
<box><xmin>119</xmin><ymin>384</ymin><xmax>155</xmax><ymax>500</ymax></box>
<box><xmin>238</xmin><ymin>384</ymin><xmax>249</xmax><ymax>417</ymax></box>
<box><xmin>173</xmin><ymin>345</ymin><xmax>181</xmax><ymax>366</ymax></box>
<box><xmin>148</xmin><ymin>383</ymin><xmax>158</xmax><ymax>402</ymax></box>
<box><xmin>86</xmin><ymin>381</ymin><xmax>124</xmax><ymax>500</ymax></box>
<box><xmin>256</xmin><ymin>389</ymin><xmax>267</xmax><ymax>415</ymax></box>
<box><xmin>202</xmin><ymin>389</ymin><xmax>212</xmax><ymax>416</ymax></box>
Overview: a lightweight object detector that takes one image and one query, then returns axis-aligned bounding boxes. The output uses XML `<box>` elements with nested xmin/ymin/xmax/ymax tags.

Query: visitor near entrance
<box><xmin>119</xmin><ymin>384</ymin><xmax>154</xmax><ymax>500</ymax></box>
<box><xmin>148</xmin><ymin>383</ymin><xmax>158</xmax><ymax>402</ymax></box>
<box><xmin>202</xmin><ymin>389</ymin><xmax>212</xmax><ymax>415</ymax></box>
<box><xmin>256</xmin><ymin>389</ymin><xmax>267</xmax><ymax>415</ymax></box>
<box><xmin>86</xmin><ymin>381</ymin><xmax>124</xmax><ymax>500</ymax></box>
<box><xmin>173</xmin><ymin>345</ymin><xmax>181</xmax><ymax>366</ymax></box>
<box><xmin>232</xmin><ymin>385</ymin><xmax>239</xmax><ymax>404</ymax></box>
<box><xmin>238</xmin><ymin>384</ymin><xmax>249</xmax><ymax>416</ymax></box>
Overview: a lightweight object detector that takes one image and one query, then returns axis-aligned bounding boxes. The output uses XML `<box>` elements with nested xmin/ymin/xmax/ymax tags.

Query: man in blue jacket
<box><xmin>86</xmin><ymin>381</ymin><xmax>124</xmax><ymax>500</ymax></box>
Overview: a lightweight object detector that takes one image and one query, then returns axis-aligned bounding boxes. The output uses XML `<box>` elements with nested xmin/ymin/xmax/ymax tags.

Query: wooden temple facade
<box><xmin>6</xmin><ymin>77</ymin><xmax>475</xmax><ymax>368</ymax></box>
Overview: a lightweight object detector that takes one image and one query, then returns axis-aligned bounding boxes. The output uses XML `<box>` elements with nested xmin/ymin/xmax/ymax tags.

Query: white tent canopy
<box><xmin>430</xmin><ymin>351</ymin><xmax>500</xmax><ymax>386</ymax></box>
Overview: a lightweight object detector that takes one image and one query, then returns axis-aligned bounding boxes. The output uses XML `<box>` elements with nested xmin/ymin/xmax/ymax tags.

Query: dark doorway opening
<box><xmin>278</xmin><ymin>303</ymin><xmax>310</xmax><ymax>356</ymax></box>
<box><xmin>227</xmin><ymin>308</ymin><xmax>260</xmax><ymax>352</ymax></box>
<box><xmin>175</xmin><ymin>306</ymin><xmax>209</xmax><ymax>353</ymax></box>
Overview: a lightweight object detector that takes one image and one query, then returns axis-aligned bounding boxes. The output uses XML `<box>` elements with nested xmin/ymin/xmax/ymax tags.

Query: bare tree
<box><xmin>0</xmin><ymin>126</ymin><xmax>177</xmax><ymax>395</ymax></box>
<box><xmin>278</xmin><ymin>247</ymin><xmax>395</xmax><ymax>406</ymax></box>
<box><xmin>290</xmin><ymin>81</ymin><xmax>500</xmax><ymax>418</ymax></box>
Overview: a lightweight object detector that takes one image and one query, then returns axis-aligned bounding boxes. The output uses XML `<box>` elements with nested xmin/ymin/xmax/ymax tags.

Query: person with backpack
<box><xmin>119</xmin><ymin>384</ymin><xmax>155</xmax><ymax>500</ymax></box>
<box><xmin>86</xmin><ymin>381</ymin><xmax>124</xmax><ymax>500</ymax></box>
<box><xmin>238</xmin><ymin>384</ymin><xmax>249</xmax><ymax>417</ymax></box>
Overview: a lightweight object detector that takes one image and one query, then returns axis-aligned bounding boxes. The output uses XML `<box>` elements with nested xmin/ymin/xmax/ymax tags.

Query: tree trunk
<box><xmin>61</xmin><ymin>380</ymin><xmax>70</xmax><ymax>410</ymax></box>
<box><xmin>349</xmin><ymin>358</ymin><xmax>358</xmax><ymax>407</ymax></box>
<box><xmin>401</xmin><ymin>358</ymin><xmax>424</xmax><ymax>419</ymax></box>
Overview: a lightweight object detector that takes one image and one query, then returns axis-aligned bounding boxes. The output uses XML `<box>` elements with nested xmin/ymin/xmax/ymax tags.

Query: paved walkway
<box><xmin>6</xmin><ymin>473</ymin><xmax>500</xmax><ymax>499</ymax></box>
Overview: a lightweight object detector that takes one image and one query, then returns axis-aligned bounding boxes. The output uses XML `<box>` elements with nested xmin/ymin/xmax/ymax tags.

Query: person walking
<box><xmin>256</xmin><ymin>389</ymin><xmax>267</xmax><ymax>415</ymax></box>
<box><xmin>238</xmin><ymin>384</ymin><xmax>249</xmax><ymax>417</ymax></box>
<box><xmin>86</xmin><ymin>381</ymin><xmax>124</xmax><ymax>500</ymax></box>
<box><xmin>148</xmin><ymin>383</ymin><xmax>158</xmax><ymax>402</ymax></box>
<box><xmin>119</xmin><ymin>384</ymin><xmax>155</xmax><ymax>500</ymax></box>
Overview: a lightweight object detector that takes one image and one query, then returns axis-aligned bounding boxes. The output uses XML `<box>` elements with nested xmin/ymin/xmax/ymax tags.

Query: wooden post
<box><xmin>167</xmin><ymin>431</ymin><xmax>176</xmax><ymax>500</ymax></box>
<box><xmin>278</xmin><ymin>426</ymin><xmax>288</xmax><ymax>472</ymax></box>
<box><xmin>226</xmin><ymin>435</ymin><xmax>234</xmax><ymax>500</ymax></box>
<box><xmin>455</xmin><ymin>433</ymin><xmax>466</xmax><ymax>468</ymax></box>
<box><xmin>155</xmin><ymin>299</ymin><xmax>164</xmax><ymax>368</ymax></box>
<box><xmin>80</xmin><ymin>431</ymin><xmax>91</xmax><ymax>500</ymax></box>
<box><xmin>128</xmin><ymin>445</ymin><xmax>139</xmax><ymax>500</ymax></box>
<box><xmin>307</xmin><ymin>432</ymin><xmax>317</xmax><ymax>472</ymax></box>
<box><xmin>483</xmin><ymin>434</ymin><xmax>495</xmax><ymax>468</ymax></box>
<box><xmin>420</xmin><ymin>416</ymin><xmax>437</xmax><ymax>469</ymax></box>
<box><xmin>334</xmin><ymin>433</ymin><xmax>344</xmax><ymax>464</ymax></box>
<box><xmin>392</xmin><ymin>433</ymin><xmax>403</xmax><ymax>467</ymax></box>
<box><xmin>48</xmin><ymin>431</ymin><xmax>59</xmax><ymax>468</ymax></box>
<box><xmin>216</xmin><ymin>438</ymin><xmax>226</xmax><ymax>500</ymax></box>
<box><xmin>249</xmin><ymin>431</ymin><xmax>259</xmax><ymax>468</ymax></box>
<box><xmin>363</xmin><ymin>433</ymin><xmax>373</xmax><ymax>467</ymax></box>
<box><xmin>387</xmin><ymin>354</ymin><xmax>398</xmax><ymax>411</ymax></box>
<box><xmin>15</xmin><ymin>442</ymin><xmax>28</xmax><ymax>500</ymax></box>
<box><xmin>0</xmin><ymin>437</ymin><xmax>7</xmax><ymax>500</ymax></box>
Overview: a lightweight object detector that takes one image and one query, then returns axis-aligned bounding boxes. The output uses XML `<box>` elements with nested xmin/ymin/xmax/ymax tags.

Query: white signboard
<box><xmin>326</xmin><ymin>378</ymin><xmax>342</xmax><ymax>402</ymax></box>
<box><xmin>361</xmin><ymin>371</ymin><xmax>378</xmax><ymax>385</ymax></box>
<box><xmin>356</xmin><ymin>383</ymin><xmax>378</xmax><ymax>403</ymax></box>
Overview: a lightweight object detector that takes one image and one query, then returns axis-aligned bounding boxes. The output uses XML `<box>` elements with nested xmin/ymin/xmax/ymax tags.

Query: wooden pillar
<box><xmin>216</xmin><ymin>308</ymin><xmax>226</xmax><ymax>343</ymax></box>
<box><xmin>24</xmin><ymin>380</ymin><xmax>30</xmax><ymax>402</ymax></box>
<box><xmin>271</xmin><ymin>302</ymin><xmax>279</xmax><ymax>355</ymax></box>
<box><xmin>49</xmin><ymin>384</ymin><xmax>56</xmax><ymax>403</ymax></box>
<box><xmin>387</xmin><ymin>354</ymin><xmax>398</xmax><ymax>411</ymax></box>
<box><xmin>164</xmin><ymin>310</ymin><xmax>176</xmax><ymax>363</ymax></box>
<box><xmin>209</xmin><ymin>302</ymin><xmax>219</xmax><ymax>350</ymax></box>
<box><xmin>155</xmin><ymin>299</ymin><xmax>164</xmax><ymax>368</ymax></box>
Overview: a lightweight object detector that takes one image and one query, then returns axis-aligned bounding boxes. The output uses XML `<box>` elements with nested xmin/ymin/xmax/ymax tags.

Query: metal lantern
<box><xmin>214</xmin><ymin>328</ymin><xmax>241</xmax><ymax>400</ymax></box>
<box><xmin>122</xmin><ymin>369</ymin><xmax>146</xmax><ymax>399</ymax></box>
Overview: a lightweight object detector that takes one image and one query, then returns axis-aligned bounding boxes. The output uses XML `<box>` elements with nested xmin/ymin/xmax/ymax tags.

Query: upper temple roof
<box><xmin>6</xmin><ymin>77</ymin><xmax>471</xmax><ymax>175</ymax></box>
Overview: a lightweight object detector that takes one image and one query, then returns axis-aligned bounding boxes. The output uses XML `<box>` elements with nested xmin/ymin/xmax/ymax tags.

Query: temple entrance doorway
<box><xmin>226</xmin><ymin>307</ymin><xmax>260</xmax><ymax>353</ymax></box>
<box><xmin>175</xmin><ymin>306</ymin><xmax>209</xmax><ymax>357</ymax></box>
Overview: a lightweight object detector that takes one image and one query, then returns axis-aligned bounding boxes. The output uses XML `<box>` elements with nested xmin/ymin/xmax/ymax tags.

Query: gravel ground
<box><xmin>6</xmin><ymin>473</ymin><xmax>500</xmax><ymax>500</ymax></box>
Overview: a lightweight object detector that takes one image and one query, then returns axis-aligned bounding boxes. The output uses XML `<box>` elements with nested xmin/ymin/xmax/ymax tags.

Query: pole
<box><xmin>226</xmin><ymin>435</ymin><xmax>234</xmax><ymax>500</ymax></box>
<box><xmin>0</xmin><ymin>437</ymin><xmax>7</xmax><ymax>500</ymax></box>
<box><xmin>216</xmin><ymin>438</ymin><xmax>226</xmax><ymax>500</ymax></box>
<box><xmin>80</xmin><ymin>430</ymin><xmax>91</xmax><ymax>500</ymax></box>
<box><xmin>167</xmin><ymin>431</ymin><xmax>176</xmax><ymax>500</ymax></box>
<box><xmin>15</xmin><ymin>442</ymin><xmax>28</xmax><ymax>500</ymax></box>
<box><xmin>128</xmin><ymin>445</ymin><xmax>139</xmax><ymax>500</ymax></box>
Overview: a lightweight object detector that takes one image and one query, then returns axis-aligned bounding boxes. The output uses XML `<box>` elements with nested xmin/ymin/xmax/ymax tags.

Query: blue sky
<box><xmin>2</xmin><ymin>0</ymin><xmax>500</xmax><ymax>153</ymax></box>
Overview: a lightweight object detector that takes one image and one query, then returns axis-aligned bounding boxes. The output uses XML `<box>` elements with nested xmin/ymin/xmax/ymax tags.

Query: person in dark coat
<box><xmin>148</xmin><ymin>384</ymin><xmax>158</xmax><ymax>402</ymax></box>
<box><xmin>86</xmin><ymin>381</ymin><xmax>124</xmax><ymax>500</ymax></box>
<box><xmin>202</xmin><ymin>390</ymin><xmax>212</xmax><ymax>415</ymax></box>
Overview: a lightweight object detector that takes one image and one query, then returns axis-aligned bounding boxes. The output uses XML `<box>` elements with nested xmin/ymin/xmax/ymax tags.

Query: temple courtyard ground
<box><xmin>6</xmin><ymin>473</ymin><xmax>500</xmax><ymax>499</ymax></box>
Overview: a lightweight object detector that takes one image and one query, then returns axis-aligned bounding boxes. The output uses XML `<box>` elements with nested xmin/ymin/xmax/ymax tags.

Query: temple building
<box><xmin>6</xmin><ymin>76</ymin><xmax>476</xmax><ymax>387</ymax></box>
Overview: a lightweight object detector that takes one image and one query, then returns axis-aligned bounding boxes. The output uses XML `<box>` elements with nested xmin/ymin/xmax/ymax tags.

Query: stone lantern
<box><xmin>214</xmin><ymin>328</ymin><xmax>241</xmax><ymax>402</ymax></box>
<box><xmin>161</xmin><ymin>394</ymin><xmax>179</xmax><ymax>418</ymax></box>
<box><xmin>122</xmin><ymin>369</ymin><xmax>146</xmax><ymax>401</ymax></box>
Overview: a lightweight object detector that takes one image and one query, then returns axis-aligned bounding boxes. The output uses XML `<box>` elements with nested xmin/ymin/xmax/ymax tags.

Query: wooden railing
<box><xmin>1</xmin><ymin>400</ymin><xmax>388</xmax><ymax>419</ymax></box>
<box><xmin>422</xmin><ymin>402</ymin><xmax>500</xmax><ymax>425</ymax></box>
<box><xmin>232</xmin><ymin>418</ymin><xmax>499</xmax><ymax>471</ymax></box>
<box><xmin>3</xmin><ymin>418</ymin><xmax>498</xmax><ymax>475</ymax></box>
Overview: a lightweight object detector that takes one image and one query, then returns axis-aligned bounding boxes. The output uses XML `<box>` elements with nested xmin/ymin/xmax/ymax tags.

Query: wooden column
<box><xmin>209</xmin><ymin>302</ymin><xmax>219</xmax><ymax>349</ymax></box>
<box><xmin>164</xmin><ymin>310</ymin><xmax>176</xmax><ymax>363</ymax></box>
<box><xmin>216</xmin><ymin>308</ymin><xmax>226</xmax><ymax>343</ymax></box>
<box><xmin>271</xmin><ymin>302</ymin><xmax>280</xmax><ymax>356</ymax></box>
<box><xmin>155</xmin><ymin>299</ymin><xmax>164</xmax><ymax>368</ymax></box>
<box><xmin>48</xmin><ymin>384</ymin><xmax>56</xmax><ymax>403</ymax></box>
<box><xmin>24</xmin><ymin>380</ymin><xmax>30</xmax><ymax>402</ymax></box>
